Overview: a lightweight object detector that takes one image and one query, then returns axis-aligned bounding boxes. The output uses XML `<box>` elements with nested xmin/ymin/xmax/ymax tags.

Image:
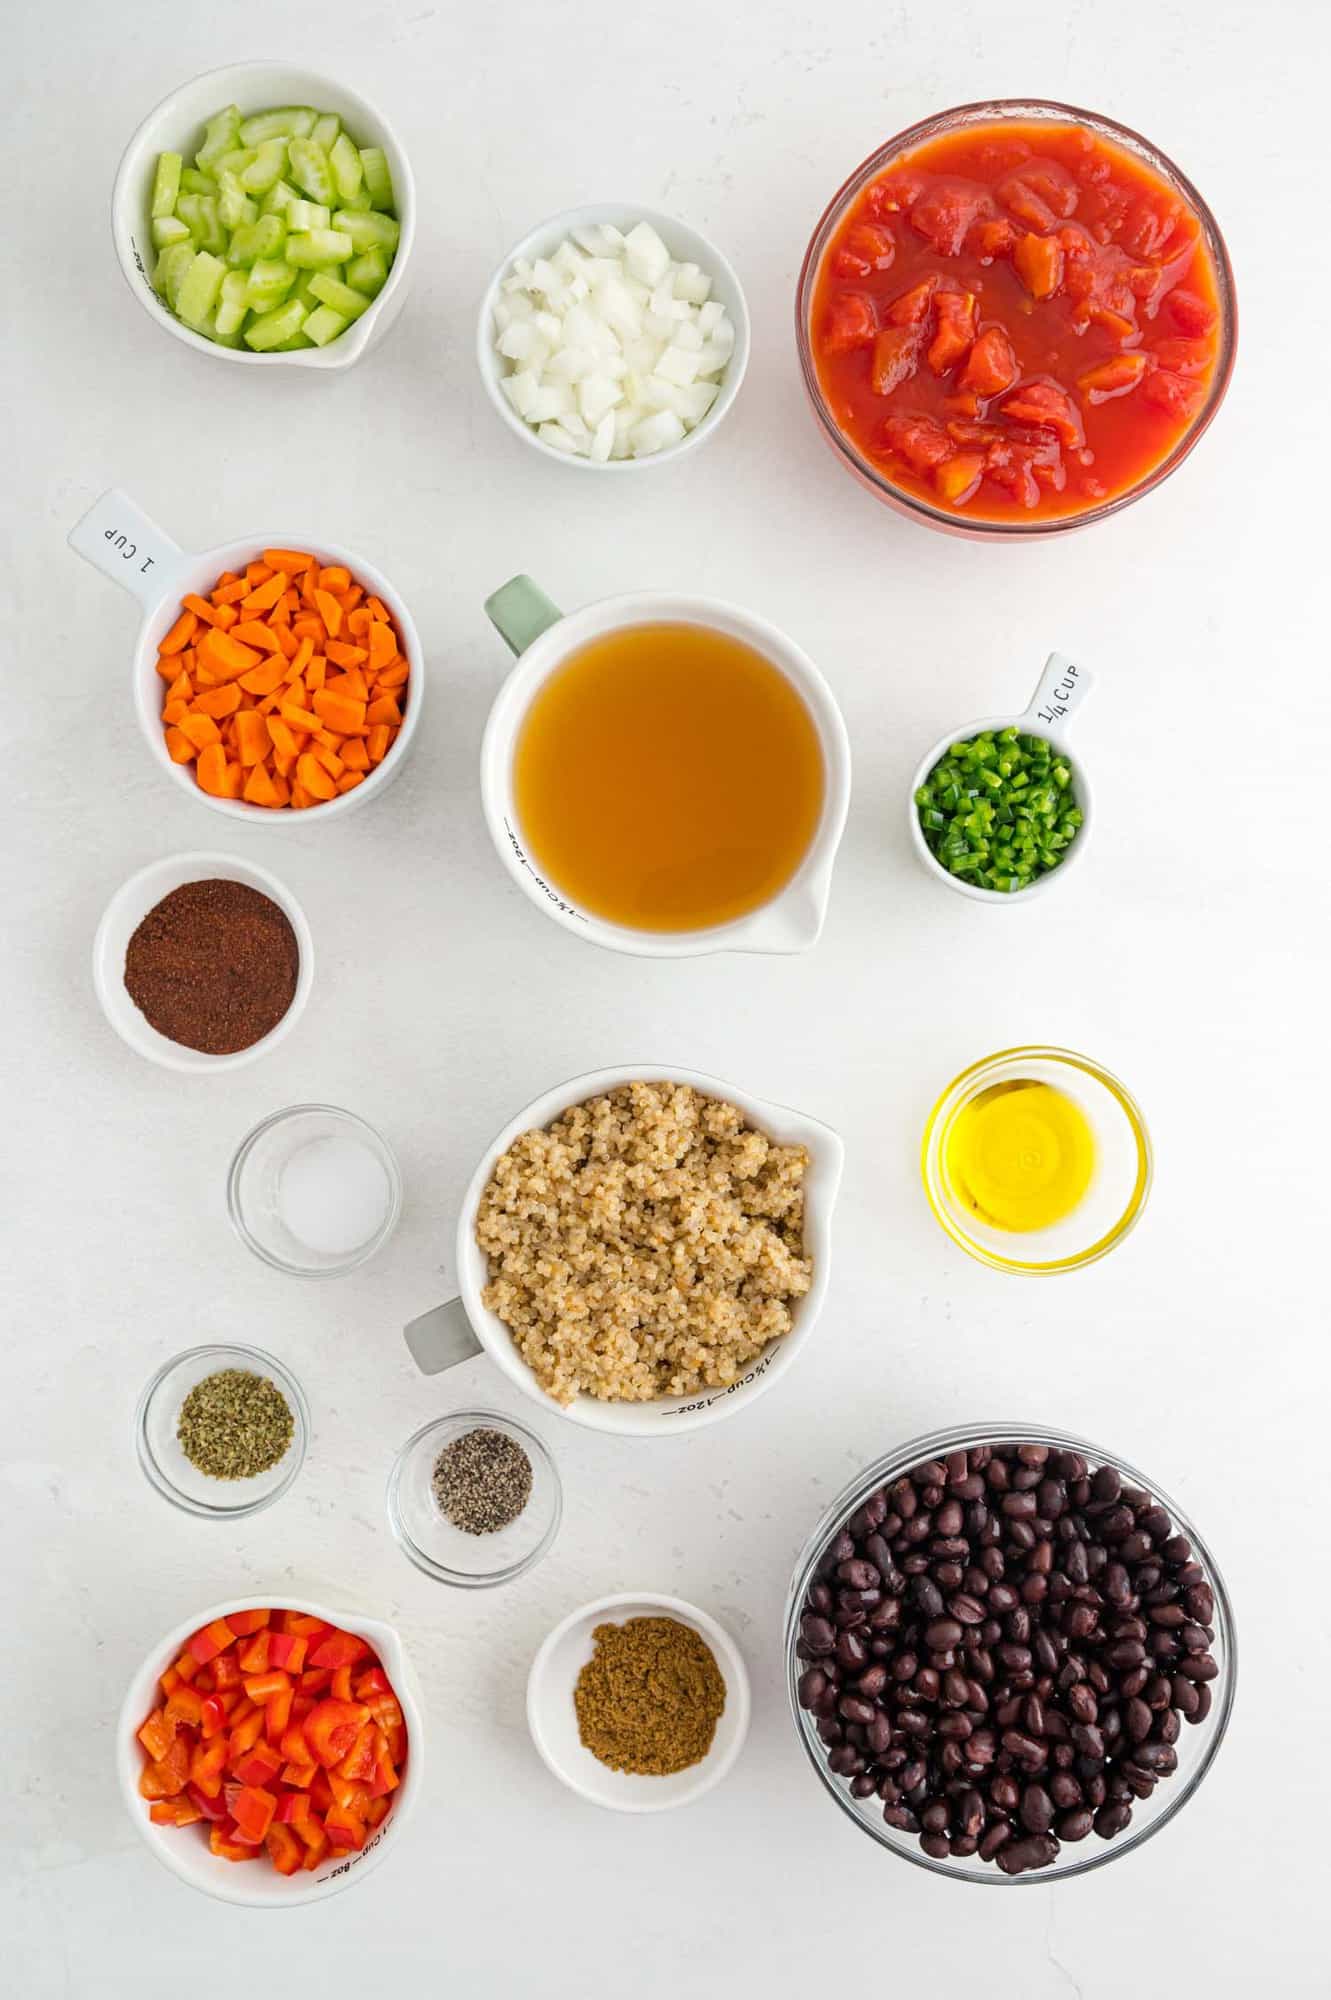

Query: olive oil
<box><xmin>512</xmin><ymin>623</ymin><xmax>825</xmax><ymax>932</ymax></box>
<box><xmin>944</xmin><ymin>1080</ymin><xmax>1096</xmax><ymax>1233</ymax></box>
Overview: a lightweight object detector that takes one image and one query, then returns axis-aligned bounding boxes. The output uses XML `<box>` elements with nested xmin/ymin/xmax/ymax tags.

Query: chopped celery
<box><xmin>176</xmin><ymin>250</ymin><xmax>226</xmax><ymax>328</ymax></box>
<box><xmin>216</xmin><ymin>172</ymin><xmax>255</xmax><ymax>232</ymax></box>
<box><xmin>215</xmin><ymin>269</ymin><xmax>250</xmax><ymax>337</ymax></box>
<box><xmin>227</xmin><ymin>215</ymin><xmax>286</xmax><ymax>267</ymax></box>
<box><xmin>286</xmin><ymin>228</ymin><xmax>354</xmax><ymax>269</ymax></box>
<box><xmin>291</xmin><ymin>271</ymin><xmax>322</xmax><ymax>308</ymax></box>
<box><xmin>195</xmin><ymin>105</ymin><xmax>241</xmax><ymax>170</ymax></box>
<box><xmin>151</xmin><ymin>214</ymin><xmax>191</xmax><ymax>249</ymax></box>
<box><xmin>202</xmin><ymin>310</ymin><xmax>244</xmax><ymax>348</ymax></box>
<box><xmin>286</xmin><ymin>199</ymin><xmax>330</xmax><ymax>233</ymax></box>
<box><xmin>344</xmin><ymin>246</ymin><xmax>388</xmax><ymax>296</ymax></box>
<box><xmin>273</xmin><ymin>332</ymin><xmax>314</xmax><ymax>350</ymax></box>
<box><xmin>307</xmin><ymin>272</ymin><xmax>372</xmax><ymax>318</ymax></box>
<box><xmin>240</xmin><ymin>138</ymin><xmax>288</xmax><ymax>194</ymax></box>
<box><xmin>329</xmin><ymin>132</ymin><xmax>364</xmax><ymax>201</ymax></box>
<box><xmin>179</xmin><ymin>167</ymin><xmax>217</xmax><ymax>196</ymax></box>
<box><xmin>245</xmin><ymin>258</ymin><xmax>297</xmax><ymax>310</ymax></box>
<box><xmin>310</xmin><ymin>112</ymin><xmax>340</xmax><ymax>152</ymax></box>
<box><xmin>153</xmin><ymin>241</ymin><xmax>195</xmax><ymax>305</ymax></box>
<box><xmin>151</xmin><ymin>152</ymin><xmax>182</xmax><ymax>217</ymax></box>
<box><xmin>302</xmin><ymin>304</ymin><xmax>349</xmax><ymax>346</ymax></box>
<box><xmin>340</xmin><ymin>190</ymin><xmax>374</xmax><ymax>212</ymax></box>
<box><xmin>238</xmin><ymin>106</ymin><xmax>316</xmax><ymax>145</ymax></box>
<box><xmin>260</xmin><ymin>179</ymin><xmax>299</xmax><ymax>216</ymax></box>
<box><xmin>287</xmin><ymin>138</ymin><xmax>335</xmax><ymax>204</ymax></box>
<box><xmin>334</xmin><ymin>208</ymin><xmax>398</xmax><ymax>254</ymax></box>
<box><xmin>243</xmin><ymin>298</ymin><xmax>308</xmax><ymax>350</ymax></box>
<box><xmin>213</xmin><ymin>146</ymin><xmax>257</xmax><ymax>178</ymax></box>
<box><xmin>359</xmin><ymin>147</ymin><xmax>393</xmax><ymax>210</ymax></box>
<box><xmin>175</xmin><ymin>193</ymin><xmax>224</xmax><ymax>254</ymax></box>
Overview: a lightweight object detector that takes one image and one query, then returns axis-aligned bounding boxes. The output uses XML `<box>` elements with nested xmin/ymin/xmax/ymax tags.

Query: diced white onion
<box><xmin>493</xmin><ymin>218</ymin><xmax>735</xmax><ymax>461</ymax></box>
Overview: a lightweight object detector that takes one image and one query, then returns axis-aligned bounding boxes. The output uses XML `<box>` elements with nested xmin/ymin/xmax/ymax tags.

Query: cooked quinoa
<box><xmin>475</xmin><ymin>1081</ymin><xmax>813</xmax><ymax>1405</ymax></box>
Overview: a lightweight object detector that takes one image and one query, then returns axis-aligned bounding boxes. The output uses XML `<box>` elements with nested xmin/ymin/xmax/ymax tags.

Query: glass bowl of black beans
<box><xmin>786</xmin><ymin>1424</ymin><xmax>1234</xmax><ymax>1881</ymax></box>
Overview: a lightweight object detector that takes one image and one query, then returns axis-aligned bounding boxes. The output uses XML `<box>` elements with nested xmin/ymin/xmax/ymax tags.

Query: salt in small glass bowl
<box><xmin>227</xmin><ymin>1103</ymin><xmax>402</xmax><ymax>1277</ymax></box>
<box><xmin>387</xmin><ymin>1409</ymin><xmax>562</xmax><ymax>1588</ymax></box>
<box><xmin>135</xmin><ymin>1342</ymin><xmax>308</xmax><ymax>1518</ymax></box>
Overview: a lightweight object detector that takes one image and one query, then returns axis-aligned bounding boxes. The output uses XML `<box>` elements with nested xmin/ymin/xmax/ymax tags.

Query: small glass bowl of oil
<box><xmin>921</xmin><ymin>1047</ymin><xmax>1152</xmax><ymax>1274</ymax></box>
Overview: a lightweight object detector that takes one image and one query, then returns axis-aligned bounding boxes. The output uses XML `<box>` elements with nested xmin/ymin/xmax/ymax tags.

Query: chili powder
<box><xmin>123</xmin><ymin>878</ymin><xmax>299</xmax><ymax>1054</ymax></box>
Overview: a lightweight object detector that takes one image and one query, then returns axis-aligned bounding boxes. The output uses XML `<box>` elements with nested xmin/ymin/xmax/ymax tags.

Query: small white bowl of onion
<box><xmin>476</xmin><ymin>203</ymin><xmax>750</xmax><ymax>469</ymax></box>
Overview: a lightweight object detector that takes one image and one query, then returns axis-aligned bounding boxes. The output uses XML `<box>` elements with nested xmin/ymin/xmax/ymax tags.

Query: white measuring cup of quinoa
<box><xmin>404</xmin><ymin>1065</ymin><xmax>844</xmax><ymax>1438</ymax></box>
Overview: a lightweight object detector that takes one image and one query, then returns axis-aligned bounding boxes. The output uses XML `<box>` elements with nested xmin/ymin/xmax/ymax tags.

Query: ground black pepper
<box><xmin>431</xmin><ymin>1427</ymin><xmax>533</xmax><ymax>1533</ymax></box>
<box><xmin>124</xmin><ymin>879</ymin><xmax>299</xmax><ymax>1054</ymax></box>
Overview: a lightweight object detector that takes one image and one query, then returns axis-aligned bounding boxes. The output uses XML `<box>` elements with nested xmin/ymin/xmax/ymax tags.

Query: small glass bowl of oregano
<box><xmin>135</xmin><ymin>1343</ymin><xmax>309</xmax><ymax>1517</ymax></box>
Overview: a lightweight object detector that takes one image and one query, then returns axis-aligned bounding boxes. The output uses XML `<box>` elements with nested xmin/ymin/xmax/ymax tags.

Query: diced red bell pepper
<box><xmin>959</xmin><ymin>327</ymin><xmax>1018</xmax><ymax>398</ymax></box>
<box><xmin>283</xmin><ymin>1759</ymin><xmax>318</xmax><ymax>1788</ymax></box>
<box><xmin>267</xmin><ymin>1631</ymin><xmax>307</xmax><ymax>1674</ymax></box>
<box><xmin>330</xmin><ymin>1663</ymin><xmax>354</xmax><ymax>1702</ymax></box>
<box><xmin>927</xmin><ymin>290</ymin><xmax>977</xmax><ymax>375</ymax></box>
<box><xmin>159</xmin><ymin>1666</ymin><xmax>183</xmax><ymax>1699</ymax></box>
<box><xmin>230</xmin><ymin>1785</ymin><xmax>276</xmax><ymax>1844</ymax></box>
<box><xmin>337</xmin><ymin>1723</ymin><xmax>376</xmax><ymax>1784</ymax></box>
<box><xmin>210</xmin><ymin>1652</ymin><xmax>242</xmax><ymax>1691</ymax></box>
<box><xmin>265</xmin><ymin>1822</ymin><xmax>305</xmax><ymax>1875</ymax></box>
<box><xmin>139</xmin><ymin>1749</ymin><xmax>187</xmax><ymax>1801</ymax></box>
<box><xmin>282</xmin><ymin>1611</ymin><xmax>333</xmax><ymax>1641</ymax></box>
<box><xmin>229</xmin><ymin>1708</ymin><xmax>265</xmax><ymax>1759</ymax></box>
<box><xmin>138</xmin><ymin>1709</ymin><xmax>174</xmax><ymax>1764</ymax></box>
<box><xmin>353</xmin><ymin>1666</ymin><xmax>391</xmax><ymax>1701</ymax></box>
<box><xmin>171</xmin><ymin>1650</ymin><xmax>199</xmax><ymax>1684</ymax></box>
<box><xmin>266</xmin><ymin>1684</ymin><xmax>294</xmax><ymax>1744</ymax></box>
<box><xmin>187</xmin><ymin>1781</ymin><xmax>229</xmax><ymax>1823</ymax></box>
<box><xmin>242</xmin><ymin>1669</ymin><xmax>291</xmax><ymax>1705</ymax></box>
<box><xmin>299</xmin><ymin>1667</ymin><xmax>333</xmax><ymax>1696</ymax></box>
<box><xmin>308</xmin><ymin>1768</ymin><xmax>335</xmax><ymax>1814</ymax></box>
<box><xmin>164</xmin><ymin>1685</ymin><xmax>204</xmax><ymax>1731</ymax></box>
<box><xmin>150</xmin><ymin>1796</ymin><xmax>203</xmax><ymax>1828</ymax></box>
<box><xmin>281</xmin><ymin>1719</ymin><xmax>313</xmax><ymax>1766</ymax></box>
<box><xmin>324</xmin><ymin>1802</ymin><xmax>366</xmax><ymax>1851</ymax></box>
<box><xmin>200</xmin><ymin>1693</ymin><xmax>228</xmax><ymax>1740</ymax></box>
<box><xmin>299</xmin><ymin>1817</ymin><xmax>330</xmax><ymax>1869</ymax></box>
<box><xmin>232</xmin><ymin>1741</ymin><xmax>283</xmax><ymax>1789</ymax></box>
<box><xmin>274</xmin><ymin>1790</ymin><xmax>311</xmax><ymax>1825</ymax></box>
<box><xmin>210</xmin><ymin>1822</ymin><xmax>263</xmax><ymax>1863</ymax></box>
<box><xmin>190</xmin><ymin>1735</ymin><xmax>229</xmax><ymax>1798</ymax></box>
<box><xmin>237</xmin><ymin>1630</ymin><xmax>270</xmax><ymax>1675</ymax></box>
<box><xmin>227</xmin><ymin>1608</ymin><xmax>271</xmax><ymax>1637</ymax></box>
<box><xmin>310</xmin><ymin>1630</ymin><xmax>370</xmax><ymax>1672</ymax></box>
<box><xmin>187</xmin><ymin>1618</ymin><xmax>235</xmax><ymax>1666</ymax></box>
<box><xmin>364</xmin><ymin>1795</ymin><xmax>391</xmax><ymax>1829</ymax></box>
<box><xmin>368</xmin><ymin>1728</ymin><xmax>400</xmax><ymax>1799</ymax></box>
<box><xmin>305</xmin><ymin>1699</ymin><xmax>371</xmax><ymax>1769</ymax></box>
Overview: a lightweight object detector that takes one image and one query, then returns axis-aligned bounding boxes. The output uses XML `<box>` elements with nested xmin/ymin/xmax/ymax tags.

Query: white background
<box><xmin>7</xmin><ymin>1</ymin><xmax>1329</xmax><ymax>1993</ymax></box>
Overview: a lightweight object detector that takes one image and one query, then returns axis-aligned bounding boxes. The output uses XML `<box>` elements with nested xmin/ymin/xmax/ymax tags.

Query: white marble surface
<box><xmin>7</xmin><ymin>1</ymin><xmax>1329</xmax><ymax>1993</ymax></box>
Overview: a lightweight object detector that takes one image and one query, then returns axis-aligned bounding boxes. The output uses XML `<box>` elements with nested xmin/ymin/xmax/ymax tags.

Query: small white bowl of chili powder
<box><xmin>93</xmin><ymin>850</ymin><xmax>314</xmax><ymax>1073</ymax></box>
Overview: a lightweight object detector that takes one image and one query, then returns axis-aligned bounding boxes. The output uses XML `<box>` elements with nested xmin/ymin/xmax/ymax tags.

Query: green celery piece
<box><xmin>291</xmin><ymin>271</ymin><xmax>322</xmax><ymax>308</ymax></box>
<box><xmin>310</xmin><ymin>112</ymin><xmax>340</xmax><ymax>152</ymax></box>
<box><xmin>228</xmin><ymin>215</ymin><xmax>286</xmax><ymax>268</ymax></box>
<box><xmin>174</xmin><ymin>194</ymin><xmax>220</xmax><ymax>249</ymax></box>
<box><xmin>179</xmin><ymin>167</ymin><xmax>217</xmax><ymax>196</ymax></box>
<box><xmin>344</xmin><ymin>246</ymin><xmax>388</xmax><ymax>296</ymax></box>
<box><xmin>339</xmin><ymin>190</ymin><xmax>373</xmax><ymax>212</ymax></box>
<box><xmin>307</xmin><ymin>272</ymin><xmax>372</xmax><ymax>318</ymax></box>
<box><xmin>359</xmin><ymin>147</ymin><xmax>393</xmax><ymax>210</ymax></box>
<box><xmin>286</xmin><ymin>199</ymin><xmax>331</xmax><ymax>233</ymax></box>
<box><xmin>239</xmin><ymin>106</ymin><xmax>317</xmax><ymax>146</ymax></box>
<box><xmin>240</xmin><ymin>138</ymin><xmax>289</xmax><ymax>194</ymax></box>
<box><xmin>288</xmin><ymin>138</ymin><xmax>335</xmax><ymax>204</ymax></box>
<box><xmin>245</xmin><ymin>259</ymin><xmax>297</xmax><ymax>311</ymax></box>
<box><xmin>244</xmin><ymin>298</ymin><xmax>308</xmax><ymax>350</ymax></box>
<box><xmin>260</xmin><ymin>178</ymin><xmax>299</xmax><ymax>216</ymax></box>
<box><xmin>195</xmin><ymin>105</ymin><xmax>241</xmax><ymax>170</ymax></box>
<box><xmin>273</xmin><ymin>331</ymin><xmax>315</xmax><ymax>349</ymax></box>
<box><xmin>151</xmin><ymin>152</ymin><xmax>182</xmax><ymax>217</ymax></box>
<box><xmin>286</xmin><ymin>228</ymin><xmax>354</xmax><ymax>269</ymax></box>
<box><xmin>197</xmin><ymin>196</ymin><xmax>225</xmax><ymax>254</ymax></box>
<box><xmin>216</xmin><ymin>170</ymin><xmax>248</xmax><ymax>230</ymax></box>
<box><xmin>151</xmin><ymin>214</ymin><xmax>191</xmax><ymax>248</ymax></box>
<box><xmin>176</xmin><ymin>249</ymin><xmax>226</xmax><ymax>328</ymax></box>
<box><xmin>329</xmin><ymin>132</ymin><xmax>364</xmax><ymax>201</ymax></box>
<box><xmin>213</xmin><ymin>146</ymin><xmax>258</xmax><ymax>178</ymax></box>
<box><xmin>201</xmin><ymin>309</ymin><xmax>244</xmax><ymax>348</ymax></box>
<box><xmin>215</xmin><ymin>269</ymin><xmax>250</xmax><ymax>337</ymax></box>
<box><xmin>302</xmin><ymin>304</ymin><xmax>349</xmax><ymax>347</ymax></box>
<box><xmin>153</xmin><ymin>241</ymin><xmax>196</xmax><ymax>305</ymax></box>
<box><xmin>334</xmin><ymin>209</ymin><xmax>398</xmax><ymax>254</ymax></box>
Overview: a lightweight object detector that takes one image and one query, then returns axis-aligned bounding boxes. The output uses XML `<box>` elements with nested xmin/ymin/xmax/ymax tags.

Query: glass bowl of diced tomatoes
<box><xmin>796</xmin><ymin>100</ymin><xmax>1236</xmax><ymax>536</ymax></box>
<box><xmin>117</xmin><ymin>1598</ymin><xmax>422</xmax><ymax>1904</ymax></box>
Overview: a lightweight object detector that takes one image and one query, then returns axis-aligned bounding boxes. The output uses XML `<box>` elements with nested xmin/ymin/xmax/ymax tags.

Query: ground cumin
<box><xmin>574</xmin><ymin>1616</ymin><xmax>726</xmax><ymax>1776</ymax></box>
<box><xmin>124</xmin><ymin>878</ymin><xmax>299</xmax><ymax>1054</ymax></box>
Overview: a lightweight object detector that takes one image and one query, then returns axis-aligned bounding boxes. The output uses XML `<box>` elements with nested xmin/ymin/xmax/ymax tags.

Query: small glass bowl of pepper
<box><xmin>135</xmin><ymin>1342</ymin><xmax>309</xmax><ymax>1518</ymax></box>
<box><xmin>909</xmin><ymin>652</ymin><xmax>1094</xmax><ymax>902</ymax></box>
<box><xmin>386</xmin><ymin>1408</ymin><xmax>562</xmax><ymax>1588</ymax></box>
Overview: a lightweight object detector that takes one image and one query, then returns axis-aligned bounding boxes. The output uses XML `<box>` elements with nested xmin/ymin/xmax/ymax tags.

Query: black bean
<box><xmin>1057</xmin><ymin>1808</ymin><xmax>1094</xmax><ymax>1842</ymax></box>
<box><xmin>800</xmin><ymin>1614</ymin><xmax>834</xmax><ymax>1654</ymax></box>
<box><xmin>924</xmin><ymin>1618</ymin><xmax>963</xmax><ymax>1651</ymax></box>
<box><xmin>1093</xmin><ymin>1801</ymin><xmax>1132</xmax><ymax>1839</ymax></box>
<box><xmin>997</xmin><ymin>1834</ymin><xmax>1057</xmax><ymax>1875</ymax></box>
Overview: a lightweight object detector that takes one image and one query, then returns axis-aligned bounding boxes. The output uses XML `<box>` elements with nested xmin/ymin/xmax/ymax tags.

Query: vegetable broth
<box><xmin>513</xmin><ymin>623</ymin><xmax>824</xmax><ymax>932</ymax></box>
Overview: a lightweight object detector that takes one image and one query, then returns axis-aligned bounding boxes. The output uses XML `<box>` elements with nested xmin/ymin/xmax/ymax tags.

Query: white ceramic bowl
<box><xmin>404</xmin><ymin>1063</ymin><xmax>844</xmax><ymax>1437</ymax></box>
<box><xmin>116</xmin><ymin>1594</ymin><xmax>424</xmax><ymax>1906</ymax></box>
<box><xmin>909</xmin><ymin>653</ymin><xmax>1095</xmax><ymax>905</ymax></box>
<box><xmin>476</xmin><ymin>203</ymin><xmax>750</xmax><ymax>469</ymax></box>
<box><xmin>527</xmin><ymin>1593</ymin><xmax>750</xmax><ymax>1811</ymax></box>
<box><xmin>480</xmin><ymin>581</ymin><xmax>851</xmax><ymax>956</ymax></box>
<box><xmin>94</xmin><ymin>851</ymin><xmax>314</xmax><ymax>1072</ymax></box>
<box><xmin>112</xmin><ymin>61</ymin><xmax>415</xmax><ymax>369</ymax></box>
<box><xmin>68</xmin><ymin>488</ymin><xmax>423</xmax><ymax>822</ymax></box>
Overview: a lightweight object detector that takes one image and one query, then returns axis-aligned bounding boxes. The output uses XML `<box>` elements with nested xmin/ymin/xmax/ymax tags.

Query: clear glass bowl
<box><xmin>921</xmin><ymin>1046</ymin><xmax>1152</xmax><ymax>1274</ymax></box>
<box><xmin>785</xmin><ymin>1422</ymin><xmax>1235</xmax><ymax>1884</ymax></box>
<box><xmin>227</xmin><ymin>1103</ymin><xmax>402</xmax><ymax>1277</ymax></box>
<box><xmin>387</xmin><ymin>1409</ymin><xmax>562</xmax><ymax>1587</ymax></box>
<box><xmin>135</xmin><ymin>1343</ymin><xmax>309</xmax><ymax>1518</ymax></box>
<box><xmin>795</xmin><ymin>98</ymin><xmax>1238</xmax><ymax>537</ymax></box>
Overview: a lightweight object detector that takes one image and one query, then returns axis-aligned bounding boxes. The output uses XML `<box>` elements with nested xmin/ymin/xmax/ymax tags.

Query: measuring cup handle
<box><xmin>67</xmin><ymin>489</ymin><xmax>186</xmax><ymax>610</ymax></box>
<box><xmin>404</xmin><ymin>1296</ymin><xmax>482</xmax><ymax>1375</ymax></box>
<box><xmin>1021</xmin><ymin>652</ymin><xmax>1093</xmax><ymax>734</ymax></box>
<box><xmin>484</xmin><ymin>575</ymin><xmax>563</xmax><ymax>656</ymax></box>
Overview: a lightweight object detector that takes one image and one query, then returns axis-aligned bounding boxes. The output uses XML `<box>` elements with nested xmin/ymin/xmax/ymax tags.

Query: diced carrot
<box><xmin>263</xmin><ymin>548</ymin><xmax>316</xmax><ymax>573</ymax></box>
<box><xmin>238</xmin><ymin>657</ymin><xmax>287</xmax><ymax>697</ymax></box>
<box><xmin>326</xmin><ymin>641</ymin><xmax>367</xmax><ymax>669</ymax></box>
<box><xmin>313</xmin><ymin>729</ymin><xmax>344</xmax><ymax>754</ymax></box>
<box><xmin>337</xmin><ymin>772</ymin><xmax>364</xmax><ymax>794</ymax></box>
<box><xmin>292</xmin><ymin>614</ymin><xmax>324</xmax><ymax>642</ymax></box>
<box><xmin>193</xmin><ymin>660</ymin><xmax>217</xmax><ymax>687</ymax></box>
<box><xmin>271</xmin><ymin>746</ymin><xmax>298</xmax><ymax>778</ymax></box>
<box><xmin>197</xmin><ymin>628</ymin><xmax>262</xmax><ymax>680</ymax></box>
<box><xmin>258</xmin><ymin>689</ymin><xmax>287</xmax><ymax>716</ymax></box>
<box><xmin>245</xmin><ymin>561</ymin><xmax>274</xmax><ymax>586</ymax></box>
<box><xmin>183</xmin><ymin>593</ymin><xmax>224</xmax><ymax>626</ymax></box>
<box><xmin>313</xmin><ymin>589</ymin><xmax>343</xmax><ymax>638</ymax></box>
<box><xmin>305</xmin><ymin>656</ymin><xmax>327</xmax><ymax>693</ymax></box>
<box><xmin>267</xmin><ymin>718</ymin><xmax>301</xmax><ymax>760</ymax></box>
<box><xmin>234</xmin><ymin>710</ymin><xmax>271</xmax><ymax>766</ymax></box>
<box><xmin>211</xmin><ymin>577</ymin><xmax>250</xmax><ymax>606</ymax></box>
<box><xmin>340</xmin><ymin>737</ymin><xmax>370</xmax><ymax>772</ymax></box>
<box><xmin>347</xmin><ymin>608</ymin><xmax>372</xmax><ymax>638</ymax></box>
<box><xmin>221</xmin><ymin>760</ymin><xmax>244</xmax><ymax>799</ymax></box>
<box><xmin>230</xmin><ymin>620</ymin><xmax>283</xmax><ymax>653</ymax></box>
<box><xmin>196</xmin><ymin>743</ymin><xmax>230</xmax><ymax>795</ymax></box>
<box><xmin>366</xmin><ymin>597</ymin><xmax>389</xmax><ymax>621</ymax></box>
<box><xmin>318</xmin><ymin>566</ymin><xmax>351</xmax><ymax>593</ymax></box>
<box><xmin>192</xmin><ymin>685</ymin><xmax>242</xmax><ymax>718</ymax></box>
<box><xmin>313</xmin><ymin>744</ymin><xmax>344</xmax><ymax>779</ymax></box>
<box><xmin>296</xmin><ymin>753</ymin><xmax>338</xmax><ymax>801</ymax></box>
<box><xmin>366</xmin><ymin>621</ymin><xmax>397</xmax><ymax>673</ymax></box>
<box><xmin>179</xmin><ymin>712</ymin><xmax>221</xmax><ymax>752</ymax></box>
<box><xmin>281</xmin><ymin>652</ymin><xmax>308</xmax><ymax>685</ymax></box>
<box><xmin>329</xmin><ymin>665</ymin><xmax>368</xmax><ymax>701</ymax></box>
<box><xmin>243</xmin><ymin>762</ymin><xmax>280</xmax><ymax>807</ymax></box>
<box><xmin>162</xmin><ymin>699</ymin><xmax>190</xmax><ymax>725</ymax></box>
<box><xmin>241</xmin><ymin>572</ymin><xmax>288</xmax><ymax>616</ymax></box>
<box><xmin>273</xmin><ymin>622</ymin><xmax>299</xmax><ymax>658</ymax></box>
<box><xmin>290</xmin><ymin>782</ymin><xmax>315</xmax><ymax>809</ymax></box>
<box><xmin>158</xmin><ymin>609</ymin><xmax>197</xmax><ymax>656</ymax></box>
<box><xmin>313</xmin><ymin>690</ymin><xmax>366</xmax><ymax>735</ymax></box>
<box><xmin>374</xmin><ymin>660</ymin><xmax>409</xmax><ymax>690</ymax></box>
<box><xmin>367</xmin><ymin>724</ymin><xmax>391</xmax><ymax>763</ymax></box>
<box><xmin>365</xmin><ymin>695</ymin><xmax>401</xmax><ymax>727</ymax></box>
<box><xmin>279</xmin><ymin>702</ymin><xmax>322</xmax><ymax>733</ymax></box>
<box><xmin>165</xmin><ymin>671</ymin><xmax>193</xmax><ymax>703</ymax></box>
<box><xmin>269</xmin><ymin>770</ymin><xmax>291</xmax><ymax>805</ymax></box>
<box><xmin>339</xmin><ymin>586</ymin><xmax>363</xmax><ymax>613</ymax></box>
<box><xmin>165</xmin><ymin>726</ymin><xmax>196</xmax><ymax>763</ymax></box>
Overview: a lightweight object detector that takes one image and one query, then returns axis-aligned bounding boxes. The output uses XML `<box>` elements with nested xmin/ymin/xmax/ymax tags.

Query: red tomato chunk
<box><xmin>811</xmin><ymin>120</ymin><xmax>1225</xmax><ymax>522</ymax></box>
<box><xmin>135</xmin><ymin>1610</ymin><xmax>407</xmax><ymax>1879</ymax></box>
